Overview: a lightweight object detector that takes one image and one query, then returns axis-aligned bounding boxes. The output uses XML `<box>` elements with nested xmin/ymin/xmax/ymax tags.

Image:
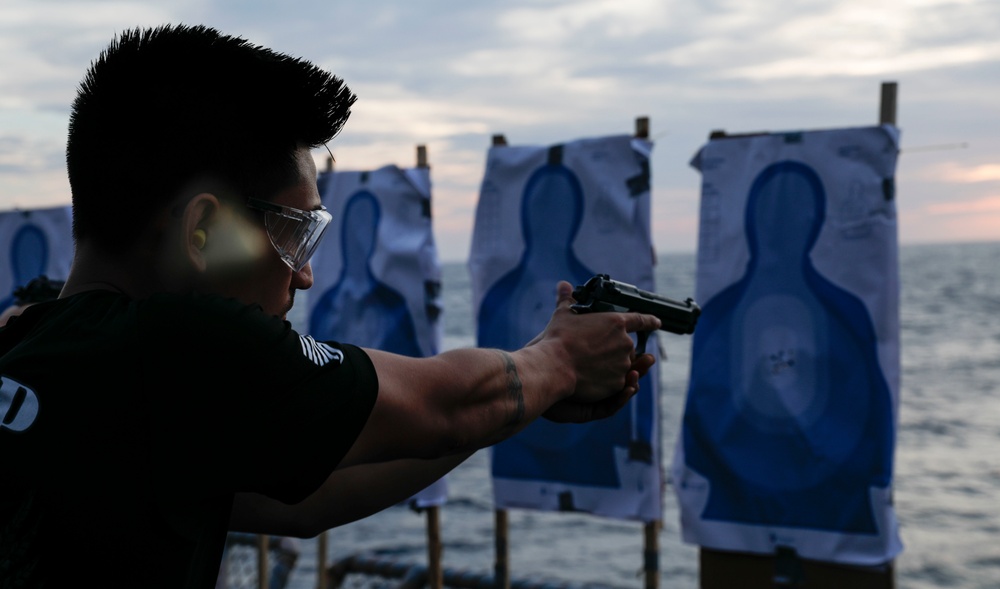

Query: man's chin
<box><xmin>280</xmin><ymin>296</ymin><xmax>295</xmax><ymax>320</ymax></box>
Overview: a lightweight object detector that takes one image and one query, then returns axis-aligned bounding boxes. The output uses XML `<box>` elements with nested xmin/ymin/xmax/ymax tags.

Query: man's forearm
<box><xmin>229</xmin><ymin>451</ymin><xmax>475</xmax><ymax>538</ymax></box>
<box><xmin>339</xmin><ymin>343</ymin><xmax>573</xmax><ymax>468</ymax></box>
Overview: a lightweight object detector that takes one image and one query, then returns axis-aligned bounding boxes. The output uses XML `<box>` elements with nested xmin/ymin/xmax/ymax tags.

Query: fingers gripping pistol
<box><xmin>570</xmin><ymin>274</ymin><xmax>701</xmax><ymax>354</ymax></box>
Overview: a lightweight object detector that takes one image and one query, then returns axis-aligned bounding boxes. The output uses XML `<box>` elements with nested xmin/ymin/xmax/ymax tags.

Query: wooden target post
<box><xmin>316</xmin><ymin>531</ymin><xmax>328</xmax><ymax>589</ymax></box>
<box><xmin>257</xmin><ymin>535</ymin><xmax>269</xmax><ymax>589</ymax></box>
<box><xmin>634</xmin><ymin>114</ymin><xmax>662</xmax><ymax>589</ymax></box>
<box><xmin>415</xmin><ymin>142</ymin><xmax>445</xmax><ymax>589</ymax></box>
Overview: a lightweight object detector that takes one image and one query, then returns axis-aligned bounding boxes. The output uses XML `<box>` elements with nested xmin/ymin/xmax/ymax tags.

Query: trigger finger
<box><xmin>625</xmin><ymin>312</ymin><xmax>662</xmax><ymax>334</ymax></box>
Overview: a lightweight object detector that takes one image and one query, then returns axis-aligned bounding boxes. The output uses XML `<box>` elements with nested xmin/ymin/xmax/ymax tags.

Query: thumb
<box><xmin>555</xmin><ymin>280</ymin><xmax>575</xmax><ymax>308</ymax></box>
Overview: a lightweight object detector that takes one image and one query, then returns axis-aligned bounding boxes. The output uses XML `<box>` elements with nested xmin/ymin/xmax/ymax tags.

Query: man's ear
<box><xmin>182</xmin><ymin>193</ymin><xmax>220</xmax><ymax>273</ymax></box>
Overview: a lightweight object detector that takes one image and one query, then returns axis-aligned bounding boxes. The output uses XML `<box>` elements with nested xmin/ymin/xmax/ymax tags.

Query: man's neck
<box><xmin>61</xmin><ymin>240</ymin><xmax>173</xmax><ymax>300</ymax></box>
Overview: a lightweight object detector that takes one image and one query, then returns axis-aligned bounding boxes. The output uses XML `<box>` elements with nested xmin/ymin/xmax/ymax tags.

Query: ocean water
<box><xmin>279</xmin><ymin>240</ymin><xmax>1000</xmax><ymax>589</ymax></box>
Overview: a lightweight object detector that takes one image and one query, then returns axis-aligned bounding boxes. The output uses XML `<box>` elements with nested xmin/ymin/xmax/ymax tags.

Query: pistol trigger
<box><xmin>637</xmin><ymin>331</ymin><xmax>649</xmax><ymax>355</ymax></box>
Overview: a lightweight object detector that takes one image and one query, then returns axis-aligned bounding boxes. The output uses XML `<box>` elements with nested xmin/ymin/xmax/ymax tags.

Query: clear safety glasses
<box><xmin>245</xmin><ymin>198</ymin><xmax>333</xmax><ymax>272</ymax></box>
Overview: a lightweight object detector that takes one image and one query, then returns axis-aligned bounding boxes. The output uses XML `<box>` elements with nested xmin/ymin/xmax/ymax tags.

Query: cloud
<box><xmin>2</xmin><ymin>0</ymin><xmax>999</xmax><ymax>254</ymax></box>
<box><xmin>497</xmin><ymin>0</ymin><xmax>672</xmax><ymax>43</ymax></box>
<box><xmin>926</xmin><ymin>195</ymin><xmax>1000</xmax><ymax>214</ymax></box>
<box><xmin>340</xmin><ymin>86</ymin><xmax>504</xmax><ymax>139</ymax></box>
<box><xmin>729</xmin><ymin>42</ymin><xmax>1000</xmax><ymax>80</ymax></box>
<box><xmin>931</xmin><ymin>162</ymin><xmax>1000</xmax><ymax>184</ymax></box>
<box><xmin>901</xmin><ymin>193</ymin><xmax>1000</xmax><ymax>245</ymax></box>
<box><xmin>646</xmin><ymin>0</ymin><xmax>1000</xmax><ymax>81</ymax></box>
<box><xmin>0</xmin><ymin>2</ymin><xmax>186</xmax><ymax>109</ymax></box>
<box><xmin>0</xmin><ymin>135</ymin><xmax>64</xmax><ymax>175</ymax></box>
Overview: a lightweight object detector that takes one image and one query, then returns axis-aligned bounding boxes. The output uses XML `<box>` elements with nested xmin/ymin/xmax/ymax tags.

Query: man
<box><xmin>0</xmin><ymin>25</ymin><xmax>659</xmax><ymax>588</ymax></box>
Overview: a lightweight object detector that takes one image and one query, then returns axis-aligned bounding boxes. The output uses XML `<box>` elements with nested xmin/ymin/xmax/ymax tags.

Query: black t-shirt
<box><xmin>0</xmin><ymin>291</ymin><xmax>379</xmax><ymax>588</ymax></box>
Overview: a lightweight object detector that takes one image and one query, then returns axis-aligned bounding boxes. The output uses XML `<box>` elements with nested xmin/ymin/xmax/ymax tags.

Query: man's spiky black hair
<box><xmin>67</xmin><ymin>24</ymin><xmax>357</xmax><ymax>249</ymax></box>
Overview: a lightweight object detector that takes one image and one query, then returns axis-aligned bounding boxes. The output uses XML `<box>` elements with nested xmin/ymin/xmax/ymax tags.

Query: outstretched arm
<box><xmin>229</xmin><ymin>451</ymin><xmax>475</xmax><ymax>537</ymax></box>
<box><xmin>338</xmin><ymin>281</ymin><xmax>660</xmax><ymax>468</ymax></box>
<box><xmin>233</xmin><ymin>282</ymin><xmax>660</xmax><ymax>537</ymax></box>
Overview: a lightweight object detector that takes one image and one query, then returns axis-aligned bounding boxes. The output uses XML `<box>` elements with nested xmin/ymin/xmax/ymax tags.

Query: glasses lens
<box><xmin>263</xmin><ymin>207</ymin><xmax>332</xmax><ymax>271</ymax></box>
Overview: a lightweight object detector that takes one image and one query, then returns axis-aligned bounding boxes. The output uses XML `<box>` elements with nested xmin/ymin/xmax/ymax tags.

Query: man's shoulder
<box><xmin>138</xmin><ymin>292</ymin><xmax>292</xmax><ymax>348</ymax></box>
<box><xmin>142</xmin><ymin>291</ymin><xmax>269</xmax><ymax>322</ymax></box>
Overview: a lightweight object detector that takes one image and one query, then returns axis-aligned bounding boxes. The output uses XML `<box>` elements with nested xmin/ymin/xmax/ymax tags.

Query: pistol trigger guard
<box><xmin>636</xmin><ymin>331</ymin><xmax>650</xmax><ymax>355</ymax></box>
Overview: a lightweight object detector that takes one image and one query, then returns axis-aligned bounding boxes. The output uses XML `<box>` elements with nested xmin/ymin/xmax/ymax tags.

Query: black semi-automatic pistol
<box><xmin>570</xmin><ymin>274</ymin><xmax>700</xmax><ymax>354</ymax></box>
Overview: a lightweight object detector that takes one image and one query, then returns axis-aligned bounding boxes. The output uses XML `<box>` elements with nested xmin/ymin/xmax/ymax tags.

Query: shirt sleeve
<box><xmin>141</xmin><ymin>293</ymin><xmax>379</xmax><ymax>504</ymax></box>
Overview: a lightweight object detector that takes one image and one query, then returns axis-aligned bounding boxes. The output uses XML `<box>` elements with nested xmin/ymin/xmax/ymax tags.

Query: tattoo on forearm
<box><xmin>498</xmin><ymin>350</ymin><xmax>525</xmax><ymax>426</ymax></box>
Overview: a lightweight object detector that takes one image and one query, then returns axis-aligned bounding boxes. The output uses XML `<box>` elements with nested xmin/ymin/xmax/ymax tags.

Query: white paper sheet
<box><xmin>673</xmin><ymin>125</ymin><xmax>903</xmax><ymax>565</ymax></box>
<box><xmin>471</xmin><ymin>134</ymin><xmax>663</xmax><ymax>522</ymax></box>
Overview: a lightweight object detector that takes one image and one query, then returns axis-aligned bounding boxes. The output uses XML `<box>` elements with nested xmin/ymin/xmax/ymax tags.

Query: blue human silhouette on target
<box><xmin>482</xmin><ymin>153</ymin><xmax>656</xmax><ymax>488</ymax></box>
<box><xmin>683</xmin><ymin>161</ymin><xmax>894</xmax><ymax>533</ymax></box>
<box><xmin>1</xmin><ymin>224</ymin><xmax>49</xmax><ymax>312</ymax></box>
<box><xmin>309</xmin><ymin>191</ymin><xmax>422</xmax><ymax>357</ymax></box>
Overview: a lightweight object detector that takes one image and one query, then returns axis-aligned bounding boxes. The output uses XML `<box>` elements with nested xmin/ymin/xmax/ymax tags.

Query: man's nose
<box><xmin>292</xmin><ymin>261</ymin><xmax>314</xmax><ymax>290</ymax></box>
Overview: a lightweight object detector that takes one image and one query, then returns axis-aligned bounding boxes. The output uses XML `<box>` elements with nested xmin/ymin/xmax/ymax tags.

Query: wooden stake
<box><xmin>879</xmin><ymin>81</ymin><xmax>898</xmax><ymax>126</ymax></box>
<box><xmin>413</xmin><ymin>139</ymin><xmax>441</xmax><ymax>587</ymax></box>
<box><xmin>879</xmin><ymin>81</ymin><xmax>899</xmax><ymax>589</ymax></box>
<box><xmin>492</xmin><ymin>134</ymin><xmax>508</xmax><ymax>147</ymax></box>
<box><xmin>644</xmin><ymin>521</ymin><xmax>660</xmax><ymax>589</ymax></box>
<box><xmin>426</xmin><ymin>506</ymin><xmax>443</xmax><ymax>589</ymax></box>
<box><xmin>317</xmin><ymin>531</ymin><xmax>328</xmax><ymax>589</ymax></box>
<box><xmin>494</xmin><ymin>509</ymin><xmax>510</xmax><ymax>589</ymax></box>
<box><xmin>257</xmin><ymin>535</ymin><xmax>270</xmax><ymax>589</ymax></box>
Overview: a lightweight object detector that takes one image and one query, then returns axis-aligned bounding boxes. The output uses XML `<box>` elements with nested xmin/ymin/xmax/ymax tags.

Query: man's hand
<box><xmin>526</xmin><ymin>281</ymin><xmax>660</xmax><ymax>412</ymax></box>
<box><xmin>542</xmin><ymin>352</ymin><xmax>655</xmax><ymax>423</ymax></box>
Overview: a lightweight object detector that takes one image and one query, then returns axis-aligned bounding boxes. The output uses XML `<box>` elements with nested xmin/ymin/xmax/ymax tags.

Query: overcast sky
<box><xmin>2</xmin><ymin>0</ymin><xmax>998</xmax><ymax>261</ymax></box>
